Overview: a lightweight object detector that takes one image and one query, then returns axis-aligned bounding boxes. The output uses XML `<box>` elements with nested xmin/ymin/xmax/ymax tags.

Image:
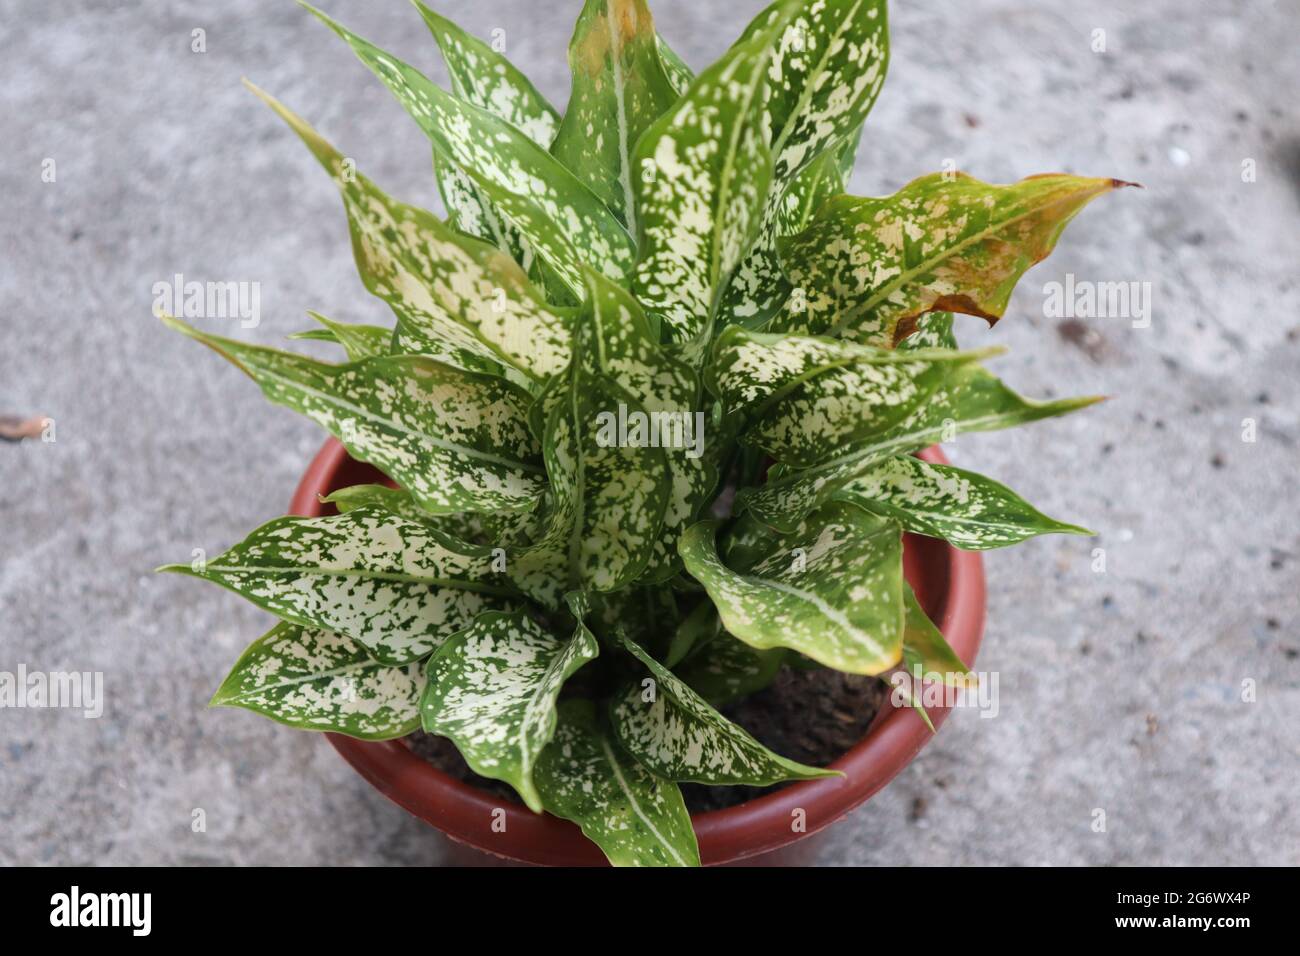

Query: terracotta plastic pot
<box><xmin>290</xmin><ymin>438</ymin><xmax>985</xmax><ymax>866</ymax></box>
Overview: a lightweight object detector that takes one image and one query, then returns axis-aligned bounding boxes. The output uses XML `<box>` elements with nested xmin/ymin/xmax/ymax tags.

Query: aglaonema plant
<box><xmin>161</xmin><ymin>0</ymin><xmax>1127</xmax><ymax>866</ymax></box>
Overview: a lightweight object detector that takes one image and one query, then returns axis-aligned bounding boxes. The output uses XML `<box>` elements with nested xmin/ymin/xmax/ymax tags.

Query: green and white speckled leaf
<box><xmin>678</xmin><ymin>503</ymin><xmax>904</xmax><ymax>674</ymax></box>
<box><xmin>776</xmin><ymin>127</ymin><xmax>862</xmax><ymax>236</ymax></box>
<box><xmin>322</xmin><ymin>483</ymin><xmax>538</xmax><ymax>548</ymax></box>
<box><xmin>416</xmin><ymin>2</ymin><xmax>558</xmax><ymax>270</ymax></box>
<box><xmin>677</xmin><ymin>632</ymin><xmax>786</xmax><ymax>708</ymax></box>
<box><xmin>719</xmin><ymin>0</ymin><xmax>889</xmax><ymax>327</ymax></box>
<box><xmin>709</xmin><ymin>325</ymin><xmax>954</xmax><ymax>409</ymax></box>
<box><xmin>901</xmin><ymin>584</ymin><xmax>975</xmax><ymax>688</ymax></box>
<box><xmin>211</xmin><ymin>622</ymin><xmax>424</xmax><ymax>740</ymax></box>
<box><xmin>610</xmin><ymin>632</ymin><xmax>830</xmax><ymax>784</ymax></box>
<box><xmin>502</xmin><ymin>409</ymin><xmax>581</xmax><ymax>609</ymax></box>
<box><xmin>551</xmin><ymin>0</ymin><xmax>680</xmax><ymax>230</ymax></box>
<box><xmin>416</xmin><ymin>2</ymin><xmax>558</xmax><ymax>145</ymax></box>
<box><xmin>553</xmin><ymin>378</ymin><xmax>670</xmax><ymax>592</ymax></box>
<box><xmin>161</xmin><ymin>507</ymin><xmax>514</xmax><ymax>665</ymax></box>
<box><xmin>162</xmin><ymin>317</ymin><xmax>545</xmax><ymax>516</ymax></box>
<box><xmin>290</xmin><ymin>312</ymin><xmax>393</xmax><ymax>362</ymax></box>
<box><xmin>775</xmin><ymin>172</ymin><xmax>1131</xmax><ymax>347</ymax></box>
<box><xmin>510</xmin><ymin>271</ymin><xmax>691</xmax><ymax>600</ymax></box>
<box><xmin>736</xmin><ymin>362</ymin><xmax>1103</xmax><ymax>531</ymax></box>
<box><xmin>323</xmin><ymin>483</ymin><xmax>433</xmax><ymax>523</ymax></box>
<box><xmin>708</xmin><ymin>326</ymin><xmax>992</xmax><ymax>466</ymax></box>
<box><xmin>306</xmin><ymin>4</ymin><xmax>634</xmax><ymax>297</ymax></box>
<box><xmin>737</xmin><ymin>0</ymin><xmax>888</xmax><ymax>183</ymax></box>
<box><xmin>836</xmin><ymin>453</ymin><xmax>1091</xmax><ymax>550</ymax></box>
<box><xmin>584</xmin><ymin>271</ymin><xmax>714</xmax><ymax>581</ymax></box>
<box><xmin>421</xmin><ymin>610</ymin><xmax>599</xmax><ymax>812</ymax></box>
<box><xmin>656</xmin><ymin>35</ymin><xmax>693</xmax><ymax>96</ymax></box>
<box><xmin>630</xmin><ymin>9</ymin><xmax>787</xmax><ymax>344</ymax></box>
<box><xmin>250</xmin><ymin>84</ymin><xmax>573</xmax><ymax>384</ymax></box>
<box><xmin>534</xmin><ymin>699</ymin><xmax>700</xmax><ymax>867</ymax></box>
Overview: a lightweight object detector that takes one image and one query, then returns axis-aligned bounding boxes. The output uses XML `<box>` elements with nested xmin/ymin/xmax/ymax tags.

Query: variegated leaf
<box><xmin>736</xmin><ymin>362</ymin><xmax>1102</xmax><ymax>531</ymax></box>
<box><xmin>631</xmin><ymin>8</ymin><xmax>790</xmax><ymax>344</ymax></box>
<box><xmin>416</xmin><ymin>2</ymin><xmax>559</xmax><ymax>145</ymax></box>
<box><xmin>836</xmin><ymin>453</ymin><xmax>1091</xmax><ymax>550</ymax></box>
<box><xmin>583</xmin><ymin>271</ymin><xmax>714</xmax><ymax>581</ymax></box>
<box><xmin>290</xmin><ymin>312</ymin><xmax>393</xmax><ymax>362</ymax></box>
<box><xmin>249</xmin><ymin>83</ymin><xmax>573</xmax><ymax>384</ymax></box>
<box><xmin>775</xmin><ymin>172</ymin><xmax>1133</xmax><ymax>347</ymax></box>
<box><xmin>421</xmin><ymin>610</ymin><xmax>599</xmax><ymax>812</ymax></box>
<box><xmin>321</xmin><ymin>483</ymin><xmax>536</xmax><ymax>547</ymax></box>
<box><xmin>211</xmin><ymin>622</ymin><xmax>424</xmax><ymax>740</ymax></box>
<box><xmin>678</xmin><ymin>504</ymin><xmax>905</xmax><ymax>674</ymax></box>
<box><xmin>708</xmin><ymin>326</ymin><xmax>993</xmax><ymax>467</ymax></box>
<box><xmin>610</xmin><ymin>632</ymin><xmax>831</xmax><ymax>784</ymax></box>
<box><xmin>901</xmin><ymin>584</ymin><xmax>975</xmax><ymax>688</ymax></box>
<box><xmin>161</xmin><ymin>507</ymin><xmax>514</xmax><ymax>665</ymax></box>
<box><xmin>502</xmin><ymin>408</ymin><xmax>582</xmax><ymax>609</ymax></box>
<box><xmin>533</xmin><ymin>699</ymin><xmax>700</xmax><ymax>867</ymax></box>
<box><xmin>323</xmin><ymin>482</ymin><xmax>432</xmax><ymax>522</ymax></box>
<box><xmin>162</xmin><ymin>317</ymin><xmax>545</xmax><ymax>516</ymax></box>
<box><xmin>553</xmin><ymin>378</ymin><xmax>671</xmax><ymax>592</ymax></box>
<box><xmin>551</xmin><ymin>0</ymin><xmax>680</xmax><ymax>230</ymax></box>
<box><xmin>719</xmin><ymin>0</ymin><xmax>889</xmax><ymax>326</ymax></box>
<box><xmin>656</xmin><ymin>35</ymin><xmax>693</xmax><ymax>96</ymax></box>
<box><xmin>305</xmin><ymin>4</ymin><xmax>635</xmax><ymax>296</ymax></box>
<box><xmin>776</xmin><ymin>127</ymin><xmax>863</xmax><ymax>237</ymax></box>
<box><xmin>677</xmin><ymin>632</ymin><xmax>786</xmax><ymax>708</ymax></box>
<box><xmin>737</xmin><ymin>0</ymin><xmax>888</xmax><ymax>183</ymax></box>
<box><xmin>508</xmin><ymin>271</ymin><xmax>688</xmax><ymax>600</ymax></box>
<box><xmin>416</xmin><ymin>2</ymin><xmax>558</xmax><ymax>270</ymax></box>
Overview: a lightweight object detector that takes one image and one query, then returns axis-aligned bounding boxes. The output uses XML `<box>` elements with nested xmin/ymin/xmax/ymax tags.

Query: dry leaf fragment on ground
<box><xmin>0</xmin><ymin>414</ymin><xmax>48</xmax><ymax>441</ymax></box>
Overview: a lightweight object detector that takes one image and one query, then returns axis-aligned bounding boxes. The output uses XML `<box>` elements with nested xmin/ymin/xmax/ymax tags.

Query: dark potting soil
<box><xmin>404</xmin><ymin>666</ymin><xmax>887</xmax><ymax>814</ymax></box>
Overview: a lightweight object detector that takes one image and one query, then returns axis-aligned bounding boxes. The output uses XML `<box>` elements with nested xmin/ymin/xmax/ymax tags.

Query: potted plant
<box><xmin>160</xmin><ymin>0</ymin><xmax>1126</xmax><ymax>866</ymax></box>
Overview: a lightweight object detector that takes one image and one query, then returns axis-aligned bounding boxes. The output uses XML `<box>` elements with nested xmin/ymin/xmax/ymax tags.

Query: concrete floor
<box><xmin>1</xmin><ymin>0</ymin><xmax>1296</xmax><ymax>865</ymax></box>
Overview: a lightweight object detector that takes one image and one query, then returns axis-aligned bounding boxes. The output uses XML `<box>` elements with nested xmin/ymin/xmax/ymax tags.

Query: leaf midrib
<box><xmin>741</xmin><ymin>573</ymin><xmax>886</xmax><ymax>659</ymax></box>
<box><xmin>220</xmin><ymin>658</ymin><xmax>393</xmax><ymax>703</ymax></box>
<box><xmin>844</xmin><ymin>493</ymin><xmax>1077</xmax><ymax>536</ymax></box>
<box><xmin>202</xmin><ymin>564</ymin><xmax>516</xmax><ymax>596</ymax></box>
<box><xmin>599</xmin><ymin>735</ymin><xmax>690</xmax><ymax>867</ymax></box>
<box><xmin>604</xmin><ymin>1</ymin><xmax>639</xmax><ymax>236</ymax></box>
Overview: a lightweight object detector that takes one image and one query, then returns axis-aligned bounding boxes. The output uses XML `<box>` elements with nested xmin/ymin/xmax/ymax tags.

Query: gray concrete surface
<box><xmin>1</xmin><ymin>0</ymin><xmax>1297</xmax><ymax>866</ymax></box>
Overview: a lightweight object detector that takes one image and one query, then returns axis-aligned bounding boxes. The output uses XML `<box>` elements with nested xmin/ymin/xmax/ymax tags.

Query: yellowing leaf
<box><xmin>776</xmin><ymin>172</ymin><xmax>1134</xmax><ymax>346</ymax></box>
<box><xmin>551</xmin><ymin>0</ymin><xmax>680</xmax><ymax>230</ymax></box>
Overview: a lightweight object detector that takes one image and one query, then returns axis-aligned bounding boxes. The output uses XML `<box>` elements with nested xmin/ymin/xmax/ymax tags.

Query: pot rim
<box><xmin>290</xmin><ymin>438</ymin><xmax>985</xmax><ymax>866</ymax></box>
